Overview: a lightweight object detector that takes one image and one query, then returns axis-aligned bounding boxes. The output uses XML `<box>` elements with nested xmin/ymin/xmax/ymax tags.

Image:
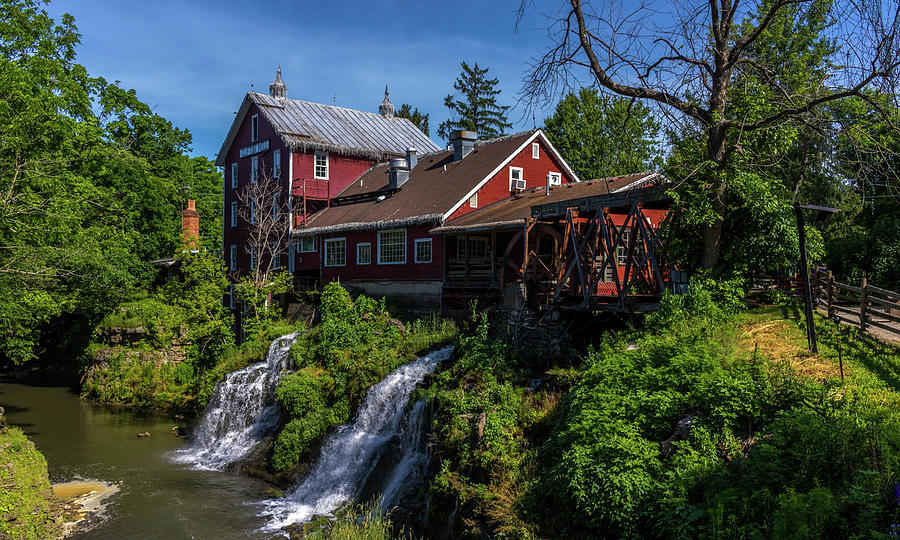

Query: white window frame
<box><xmin>230</xmin><ymin>201</ymin><xmax>238</xmax><ymax>227</ymax></box>
<box><xmin>299</xmin><ymin>235</ymin><xmax>316</xmax><ymax>253</ymax></box>
<box><xmin>469</xmin><ymin>193</ymin><xmax>478</xmax><ymax>208</ymax></box>
<box><xmin>509</xmin><ymin>166</ymin><xmax>523</xmax><ymax>191</ymax></box>
<box><xmin>273</xmin><ymin>149</ymin><xmax>280</xmax><ymax>178</ymax></box>
<box><xmin>324</xmin><ymin>237</ymin><xmax>346</xmax><ymax>267</ymax></box>
<box><xmin>314</xmin><ymin>152</ymin><xmax>329</xmax><ymax>180</ymax></box>
<box><xmin>251</xmin><ymin>155</ymin><xmax>258</xmax><ymax>183</ymax></box>
<box><xmin>414</xmin><ymin>238</ymin><xmax>432</xmax><ymax>264</ymax></box>
<box><xmin>251</xmin><ymin>114</ymin><xmax>258</xmax><ymax>142</ymax></box>
<box><xmin>250</xmin><ymin>198</ymin><xmax>257</xmax><ymax>224</ymax></box>
<box><xmin>272</xmin><ymin>193</ymin><xmax>279</xmax><ymax>220</ymax></box>
<box><xmin>250</xmin><ymin>244</ymin><xmax>257</xmax><ymax>270</ymax></box>
<box><xmin>229</xmin><ymin>284</ymin><xmax>235</xmax><ymax>309</ymax></box>
<box><xmin>378</xmin><ymin>228</ymin><xmax>406</xmax><ymax>265</ymax></box>
<box><xmin>357</xmin><ymin>242</ymin><xmax>371</xmax><ymax>265</ymax></box>
<box><xmin>532</xmin><ymin>142</ymin><xmax>539</xmax><ymax>159</ymax></box>
<box><xmin>271</xmin><ymin>241</ymin><xmax>280</xmax><ymax>269</ymax></box>
<box><xmin>229</xmin><ymin>245</ymin><xmax>237</xmax><ymax>271</ymax></box>
<box><xmin>548</xmin><ymin>171</ymin><xmax>562</xmax><ymax>186</ymax></box>
<box><xmin>231</xmin><ymin>162</ymin><xmax>238</xmax><ymax>189</ymax></box>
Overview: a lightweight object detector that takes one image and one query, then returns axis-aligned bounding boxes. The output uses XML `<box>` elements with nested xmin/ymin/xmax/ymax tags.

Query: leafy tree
<box><xmin>0</xmin><ymin>0</ymin><xmax>222</xmax><ymax>364</ymax></box>
<box><xmin>397</xmin><ymin>103</ymin><xmax>430</xmax><ymax>137</ymax></box>
<box><xmin>522</xmin><ymin>0</ymin><xmax>899</xmax><ymax>269</ymax></box>
<box><xmin>438</xmin><ymin>62</ymin><xmax>512</xmax><ymax>141</ymax></box>
<box><xmin>544</xmin><ymin>88</ymin><xmax>661</xmax><ymax>180</ymax></box>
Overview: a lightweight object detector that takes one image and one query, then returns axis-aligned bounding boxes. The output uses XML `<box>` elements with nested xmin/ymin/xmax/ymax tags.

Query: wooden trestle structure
<box><xmin>528</xmin><ymin>186</ymin><xmax>674</xmax><ymax>312</ymax></box>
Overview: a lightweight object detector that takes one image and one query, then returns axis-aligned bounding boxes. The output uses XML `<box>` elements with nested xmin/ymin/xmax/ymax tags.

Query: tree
<box><xmin>438</xmin><ymin>62</ymin><xmax>512</xmax><ymax>141</ymax></box>
<box><xmin>397</xmin><ymin>104</ymin><xmax>430</xmax><ymax>136</ymax></box>
<box><xmin>544</xmin><ymin>88</ymin><xmax>661</xmax><ymax>180</ymax></box>
<box><xmin>521</xmin><ymin>0</ymin><xmax>900</xmax><ymax>269</ymax></box>
<box><xmin>233</xmin><ymin>170</ymin><xmax>292</xmax><ymax>328</ymax></box>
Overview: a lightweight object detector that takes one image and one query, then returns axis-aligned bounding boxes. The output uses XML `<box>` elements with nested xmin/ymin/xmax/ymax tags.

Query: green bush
<box><xmin>270</xmin><ymin>282</ymin><xmax>457</xmax><ymax>471</ymax></box>
<box><xmin>0</xmin><ymin>426</ymin><xmax>63</xmax><ymax>539</ymax></box>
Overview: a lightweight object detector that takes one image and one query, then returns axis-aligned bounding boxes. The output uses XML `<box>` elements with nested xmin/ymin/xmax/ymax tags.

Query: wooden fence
<box><xmin>812</xmin><ymin>269</ymin><xmax>900</xmax><ymax>337</ymax></box>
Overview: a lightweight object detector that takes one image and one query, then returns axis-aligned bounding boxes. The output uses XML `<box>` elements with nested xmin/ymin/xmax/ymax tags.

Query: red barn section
<box><xmin>446</xmin><ymin>137</ymin><xmax>575</xmax><ymax>221</ymax></box>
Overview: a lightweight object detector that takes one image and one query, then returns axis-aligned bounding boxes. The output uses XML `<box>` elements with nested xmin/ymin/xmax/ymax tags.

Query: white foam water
<box><xmin>173</xmin><ymin>332</ymin><xmax>299</xmax><ymax>470</ymax></box>
<box><xmin>259</xmin><ymin>346</ymin><xmax>453</xmax><ymax>531</ymax></box>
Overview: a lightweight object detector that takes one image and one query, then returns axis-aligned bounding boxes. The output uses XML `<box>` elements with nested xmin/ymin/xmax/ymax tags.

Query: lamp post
<box><xmin>794</xmin><ymin>204</ymin><xmax>839</xmax><ymax>353</ymax></box>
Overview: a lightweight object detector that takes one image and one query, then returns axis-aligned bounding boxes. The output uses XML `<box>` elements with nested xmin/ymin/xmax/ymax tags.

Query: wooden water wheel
<box><xmin>498</xmin><ymin>223</ymin><xmax>564</xmax><ymax>305</ymax></box>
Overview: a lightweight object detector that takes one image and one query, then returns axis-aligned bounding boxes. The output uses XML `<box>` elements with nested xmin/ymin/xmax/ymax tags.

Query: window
<box><xmin>414</xmin><ymin>238</ymin><xmax>432</xmax><ymax>263</ymax></box>
<box><xmin>357</xmin><ymin>243</ymin><xmax>371</xmax><ymax>265</ymax></box>
<box><xmin>229</xmin><ymin>245</ymin><xmax>237</xmax><ymax>271</ymax></box>
<box><xmin>272</xmin><ymin>242</ymin><xmax>280</xmax><ymax>269</ymax></box>
<box><xmin>469</xmin><ymin>193</ymin><xmax>478</xmax><ymax>208</ymax></box>
<box><xmin>250</xmin><ymin>199</ymin><xmax>257</xmax><ymax>224</ymax></box>
<box><xmin>616</xmin><ymin>227</ymin><xmax>644</xmax><ymax>266</ymax></box>
<box><xmin>509</xmin><ymin>167</ymin><xmax>524</xmax><ymax>191</ymax></box>
<box><xmin>314</xmin><ymin>152</ymin><xmax>328</xmax><ymax>179</ymax></box>
<box><xmin>273</xmin><ymin>149</ymin><xmax>280</xmax><ymax>178</ymax></box>
<box><xmin>231</xmin><ymin>162</ymin><xmax>238</xmax><ymax>188</ymax></box>
<box><xmin>229</xmin><ymin>285</ymin><xmax>235</xmax><ymax>309</ymax></box>
<box><xmin>251</xmin><ymin>156</ymin><xmax>258</xmax><ymax>183</ymax></box>
<box><xmin>230</xmin><ymin>201</ymin><xmax>238</xmax><ymax>227</ymax></box>
<box><xmin>299</xmin><ymin>235</ymin><xmax>316</xmax><ymax>253</ymax></box>
<box><xmin>548</xmin><ymin>172</ymin><xmax>562</xmax><ymax>186</ymax></box>
<box><xmin>378</xmin><ymin>229</ymin><xmax>406</xmax><ymax>264</ymax></box>
<box><xmin>532</xmin><ymin>142</ymin><xmax>540</xmax><ymax>159</ymax></box>
<box><xmin>324</xmin><ymin>238</ymin><xmax>346</xmax><ymax>267</ymax></box>
<box><xmin>458</xmin><ymin>236</ymin><xmax>488</xmax><ymax>260</ymax></box>
<box><xmin>251</xmin><ymin>114</ymin><xmax>258</xmax><ymax>141</ymax></box>
<box><xmin>272</xmin><ymin>193</ymin><xmax>279</xmax><ymax>220</ymax></box>
<box><xmin>250</xmin><ymin>244</ymin><xmax>257</xmax><ymax>270</ymax></box>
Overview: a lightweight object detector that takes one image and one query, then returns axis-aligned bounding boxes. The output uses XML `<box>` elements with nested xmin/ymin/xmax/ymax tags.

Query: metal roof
<box><xmin>215</xmin><ymin>92</ymin><xmax>440</xmax><ymax>165</ymax></box>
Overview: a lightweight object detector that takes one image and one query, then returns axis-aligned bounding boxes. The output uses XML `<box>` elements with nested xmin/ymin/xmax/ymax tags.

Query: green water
<box><xmin>0</xmin><ymin>382</ymin><xmax>278</xmax><ymax>539</ymax></box>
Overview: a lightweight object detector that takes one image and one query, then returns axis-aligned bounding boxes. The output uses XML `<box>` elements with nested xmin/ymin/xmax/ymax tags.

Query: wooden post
<box><xmin>794</xmin><ymin>205</ymin><xmax>817</xmax><ymax>353</ymax></box>
<box><xmin>827</xmin><ymin>271</ymin><xmax>834</xmax><ymax>320</ymax></box>
<box><xmin>859</xmin><ymin>277</ymin><xmax>868</xmax><ymax>331</ymax></box>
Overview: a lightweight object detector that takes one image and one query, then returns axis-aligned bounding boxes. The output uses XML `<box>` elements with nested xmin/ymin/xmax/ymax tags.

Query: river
<box><xmin>0</xmin><ymin>382</ymin><xmax>277</xmax><ymax>539</ymax></box>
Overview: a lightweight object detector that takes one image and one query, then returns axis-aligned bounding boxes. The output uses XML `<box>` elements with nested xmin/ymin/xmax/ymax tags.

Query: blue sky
<box><xmin>45</xmin><ymin>0</ymin><xmax>579</xmax><ymax>161</ymax></box>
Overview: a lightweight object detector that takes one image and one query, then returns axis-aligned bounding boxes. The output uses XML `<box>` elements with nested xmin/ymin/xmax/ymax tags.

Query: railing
<box><xmin>813</xmin><ymin>269</ymin><xmax>900</xmax><ymax>337</ymax></box>
<box><xmin>292</xmin><ymin>178</ymin><xmax>331</xmax><ymax>227</ymax></box>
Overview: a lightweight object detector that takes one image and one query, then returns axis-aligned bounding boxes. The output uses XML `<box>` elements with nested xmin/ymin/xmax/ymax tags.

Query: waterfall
<box><xmin>173</xmin><ymin>332</ymin><xmax>299</xmax><ymax>470</ymax></box>
<box><xmin>259</xmin><ymin>346</ymin><xmax>453</xmax><ymax>531</ymax></box>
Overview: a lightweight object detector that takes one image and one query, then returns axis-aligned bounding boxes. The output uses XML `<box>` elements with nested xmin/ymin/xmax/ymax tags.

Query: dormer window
<box><xmin>314</xmin><ymin>152</ymin><xmax>329</xmax><ymax>180</ymax></box>
<box><xmin>532</xmin><ymin>142</ymin><xmax>539</xmax><ymax>159</ymax></box>
<box><xmin>251</xmin><ymin>114</ymin><xmax>259</xmax><ymax>142</ymax></box>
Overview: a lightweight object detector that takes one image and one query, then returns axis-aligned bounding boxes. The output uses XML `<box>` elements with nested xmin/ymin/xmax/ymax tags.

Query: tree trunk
<box><xmin>701</xmin><ymin>123</ymin><xmax>729</xmax><ymax>270</ymax></box>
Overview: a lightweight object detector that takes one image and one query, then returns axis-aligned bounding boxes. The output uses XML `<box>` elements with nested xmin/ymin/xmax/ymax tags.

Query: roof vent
<box><xmin>379</xmin><ymin>85</ymin><xmax>394</xmax><ymax>118</ymax></box>
<box><xmin>269</xmin><ymin>65</ymin><xmax>287</xmax><ymax>99</ymax></box>
<box><xmin>406</xmin><ymin>147</ymin><xmax>417</xmax><ymax>170</ymax></box>
<box><xmin>450</xmin><ymin>129</ymin><xmax>476</xmax><ymax>162</ymax></box>
<box><xmin>388</xmin><ymin>157</ymin><xmax>409</xmax><ymax>188</ymax></box>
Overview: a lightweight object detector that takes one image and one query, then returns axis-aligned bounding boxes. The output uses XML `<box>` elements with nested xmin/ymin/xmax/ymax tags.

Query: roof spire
<box><xmin>379</xmin><ymin>84</ymin><xmax>394</xmax><ymax>118</ymax></box>
<box><xmin>269</xmin><ymin>65</ymin><xmax>287</xmax><ymax>99</ymax></box>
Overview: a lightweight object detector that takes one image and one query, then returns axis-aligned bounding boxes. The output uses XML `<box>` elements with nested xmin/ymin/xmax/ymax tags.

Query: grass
<box><xmin>0</xmin><ymin>425</ymin><xmax>64</xmax><ymax>539</ymax></box>
<box><xmin>737</xmin><ymin>303</ymin><xmax>900</xmax><ymax>391</ymax></box>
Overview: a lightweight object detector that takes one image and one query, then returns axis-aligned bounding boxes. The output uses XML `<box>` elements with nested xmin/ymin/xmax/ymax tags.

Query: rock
<box><xmin>475</xmin><ymin>412</ymin><xmax>487</xmax><ymax>445</ymax></box>
<box><xmin>171</xmin><ymin>426</ymin><xmax>186</xmax><ymax>437</ymax></box>
<box><xmin>389</xmin><ymin>318</ymin><xmax>406</xmax><ymax>332</ymax></box>
<box><xmin>626</xmin><ymin>341</ymin><xmax>639</xmax><ymax>351</ymax></box>
<box><xmin>137</xmin><ymin>432</ymin><xmax>150</xmax><ymax>438</ymax></box>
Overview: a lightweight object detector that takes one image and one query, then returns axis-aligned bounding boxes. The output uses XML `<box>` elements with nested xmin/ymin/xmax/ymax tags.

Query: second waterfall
<box><xmin>259</xmin><ymin>346</ymin><xmax>453</xmax><ymax>531</ymax></box>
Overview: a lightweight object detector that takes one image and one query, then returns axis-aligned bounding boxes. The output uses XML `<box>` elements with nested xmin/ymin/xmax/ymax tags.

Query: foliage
<box><xmin>527</xmin><ymin>286</ymin><xmax>900</xmax><ymax>538</ymax></box>
<box><xmin>0</xmin><ymin>0</ymin><xmax>222</xmax><ymax>366</ymax></box>
<box><xmin>296</xmin><ymin>498</ymin><xmax>410</xmax><ymax>539</ymax></box>
<box><xmin>270</xmin><ymin>282</ymin><xmax>457</xmax><ymax>471</ymax></box>
<box><xmin>0</xmin><ymin>423</ymin><xmax>63</xmax><ymax>539</ymax></box>
<box><xmin>397</xmin><ymin>103</ymin><xmax>430</xmax><ymax>137</ymax></box>
<box><xmin>543</xmin><ymin>88</ymin><xmax>661</xmax><ymax>180</ymax></box>
<box><xmin>234</xmin><ymin>270</ymin><xmax>292</xmax><ymax>337</ymax></box>
<box><xmin>437</xmin><ymin>62</ymin><xmax>511</xmax><ymax>141</ymax></box>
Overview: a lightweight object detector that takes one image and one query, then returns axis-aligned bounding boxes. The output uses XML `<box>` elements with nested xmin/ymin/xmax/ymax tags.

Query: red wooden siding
<box><xmin>447</xmin><ymin>137</ymin><xmax>573</xmax><ymax>221</ymax></box>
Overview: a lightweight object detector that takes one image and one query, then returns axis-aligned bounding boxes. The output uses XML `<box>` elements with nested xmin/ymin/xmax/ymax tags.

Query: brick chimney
<box><xmin>182</xmin><ymin>200</ymin><xmax>200</xmax><ymax>250</ymax></box>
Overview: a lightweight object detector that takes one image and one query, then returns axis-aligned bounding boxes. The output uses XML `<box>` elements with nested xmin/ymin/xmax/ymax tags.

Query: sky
<box><xmin>44</xmin><ymin>0</ymin><xmax>579</xmax><ymax>162</ymax></box>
